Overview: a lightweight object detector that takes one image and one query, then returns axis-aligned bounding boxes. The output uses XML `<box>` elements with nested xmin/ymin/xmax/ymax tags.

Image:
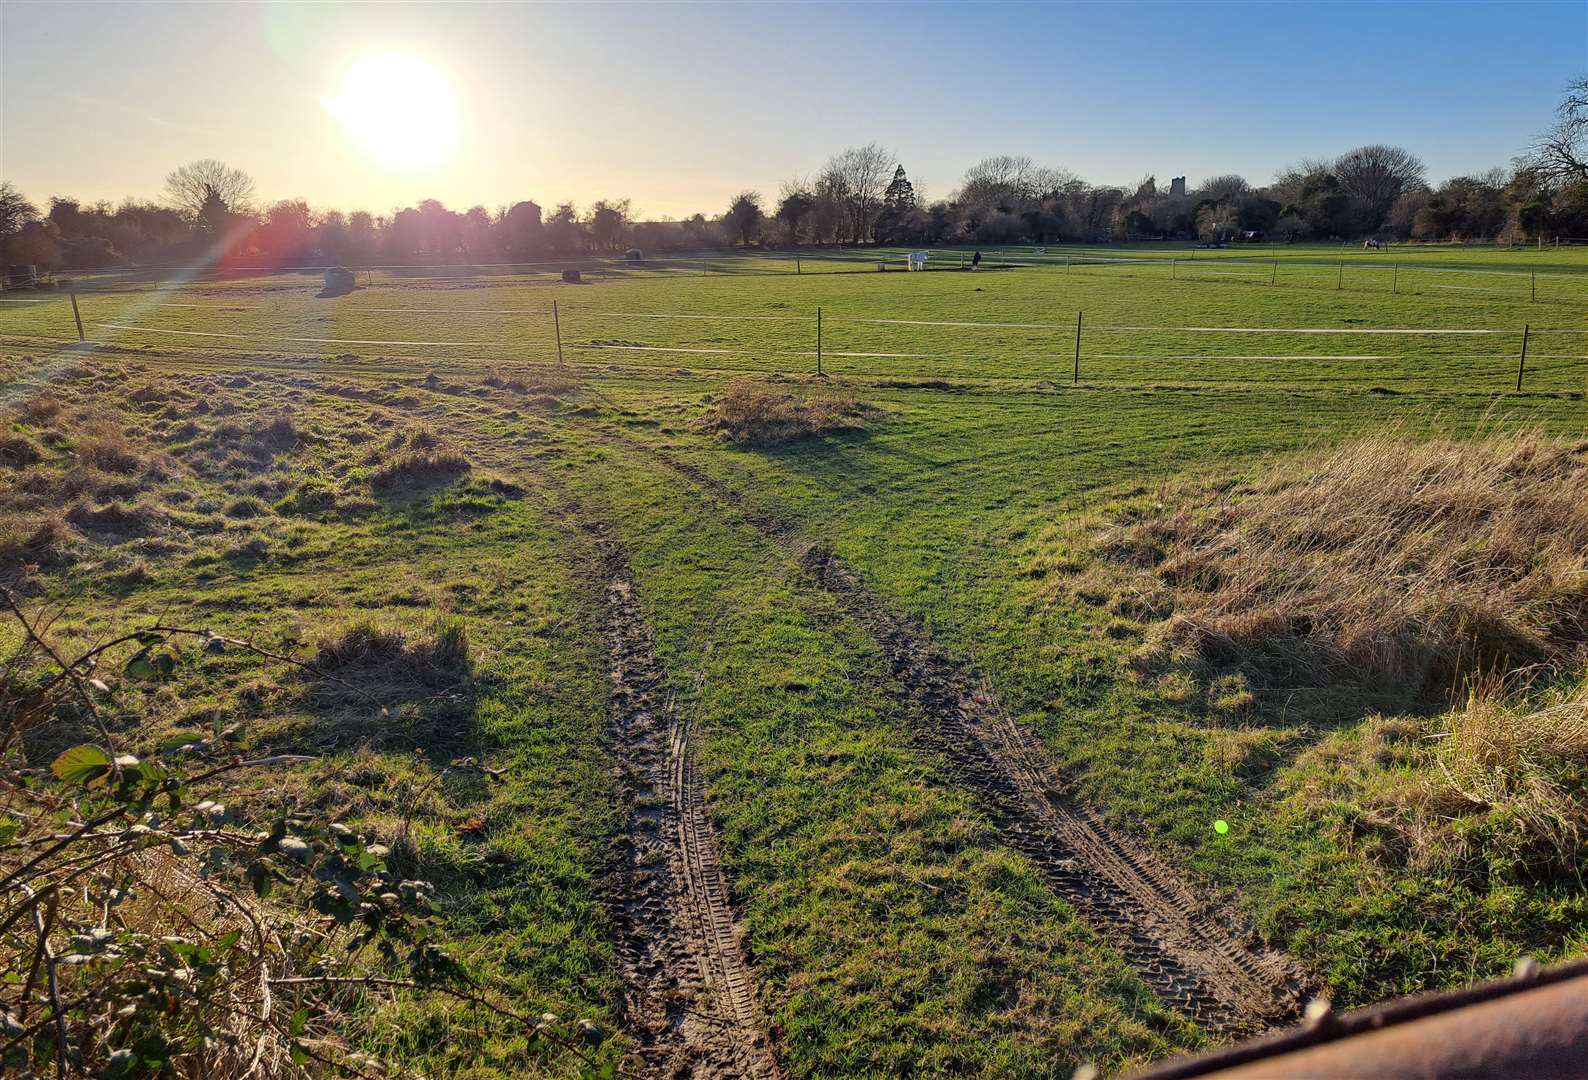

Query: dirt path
<box><xmin>591</xmin><ymin>428</ymin><xmax>1313</xmax><ymax>1036</ymax></box>
<box><xmin>563</xmin><ymin>503</ymin><xmax>780</xmax><ymax>1079</ymax></box>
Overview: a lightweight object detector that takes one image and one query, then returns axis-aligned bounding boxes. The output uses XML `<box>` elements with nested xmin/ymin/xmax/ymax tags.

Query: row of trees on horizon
<box><xmin>3</xmin><ymin>77</ymin><xmax>1584</xmax><ymax>273</ymax></box>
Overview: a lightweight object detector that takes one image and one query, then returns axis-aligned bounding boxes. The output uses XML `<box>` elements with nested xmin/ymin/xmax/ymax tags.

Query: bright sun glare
<box><xmin>322</xmin><ymin>54</ymin><xmax>459</xmax><ymax>170</ymax></box>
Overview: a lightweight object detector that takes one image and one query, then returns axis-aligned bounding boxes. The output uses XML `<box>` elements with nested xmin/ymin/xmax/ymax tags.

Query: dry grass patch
<box><xmin>700</xmin><ymin>376</ymin><xmax>873</xmax><ymax>445</ymax></box>
<box><xmin>0</xmin><ymin>512</ymin><xmax>77</xmax><ymax>573</ymax></box>
<box><xmin>21</xmin><ymin>391</ymin><xmax>61</xmax><ymax>423</ymax></box>
<box><xmin>370</xmin><ymin>448</ymin><xmax>472</xmax><ymax>493</ymax></box>
<box><xmin>77</xmin><ymin>420</ymin><xmax>143</xmax><ymax>474</ymax></box>
<box><xmin>1288</xmin><ymin>677</ymin><xmax>1588</xmax><ymax>878</ymax></box>
<box><xmin>0</xmin><ymin>430</ymin><xmax>43</xmax><ymax>467</ymax></box>
<box><xmin>1091</xmin><ymin>429</ymin><xmax>1588</xmax><ymax>695</ymax></box>
<box><xmin>305</xmin><ymin>619</ymin><xmax>475</xmax><ymax>744</ymax></box>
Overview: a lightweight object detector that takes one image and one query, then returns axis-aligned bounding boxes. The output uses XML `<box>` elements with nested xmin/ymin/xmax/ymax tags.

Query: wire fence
<box><xmin>5</xmin><ymin>286</ymin><xmax>1586</xmax><ymax>394</ymax></box>
<box><xmin>10</xmin><ymin>242</ymin><xmax>1586</xmax><ymax>305</ymax></box>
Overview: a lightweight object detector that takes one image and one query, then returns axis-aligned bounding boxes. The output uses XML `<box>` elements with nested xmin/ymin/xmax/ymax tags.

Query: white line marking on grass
<box><xmin>94</xmin><ymin>323</ymin><xmax>552</xmax><ymax>347</ymax></box>
<box><xmin>570</xmin><ymin>342</ymin><xmax>744</xmax><ymax>355</ymax></box>
<box><xmin>1092</xmin><ymin>354</ymin><xmax>1397</xmax><ymax>361</ymax></box>
<box><xmin>569</xmin><ymin>310</ymin><xmax>811</xmax><ymax>322</ymax></box>
<box><xmin>1093</xmin><ymin>326</ymin><xmax>1519</xmax><ymax>335</ymax></box>
<box><xmin>838</xmin><ymin>317</ymin><xmax>1069</xmax><ymax>330</ymax></box>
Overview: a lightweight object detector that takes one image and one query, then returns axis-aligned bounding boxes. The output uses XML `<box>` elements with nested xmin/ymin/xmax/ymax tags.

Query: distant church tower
<box><xmin>1169</xmin><ymin>176</ymin><xmax>1187</xmax><ymax>197</ymax></box>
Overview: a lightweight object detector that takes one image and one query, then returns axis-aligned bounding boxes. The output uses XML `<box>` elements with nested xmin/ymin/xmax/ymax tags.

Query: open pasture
<box><xmin>2</xmin><ymin>247</ymin><xmax>1586</xmax><ymax>1078</ymax></box>
<box><xmin>4</xmin><ymin>242</ymin><xmax>1585</xmax><ymax>393</ymax></box>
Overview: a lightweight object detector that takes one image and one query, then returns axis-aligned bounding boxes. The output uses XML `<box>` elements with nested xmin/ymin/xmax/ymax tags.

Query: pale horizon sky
<box><xmin>2</xmin><ymin>0</ymin><xmax>1585</xmax><ymax>219</ymax></box>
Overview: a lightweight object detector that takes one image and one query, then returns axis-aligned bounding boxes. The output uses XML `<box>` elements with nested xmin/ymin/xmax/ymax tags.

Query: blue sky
<box><xmin>2</xmin><ymin>1</ymin><xmax>1584</xmax><ymax>217</ymax></box>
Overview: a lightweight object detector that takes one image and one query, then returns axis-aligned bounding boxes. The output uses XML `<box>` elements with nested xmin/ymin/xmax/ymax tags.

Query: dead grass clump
<box><xmin>223</xmin><ymin>496</ymin><xmax>272</xmax><ymax>519</ymax></box>
<box><xmin>700</xmin><ymin>377</ymin><xmax>872</xmax><ymax>446</ymax></box>
<box><xmin>313</xmin><ymin>618</ymin><xmax>472</xmax><ymax>691</ymax></box>
<box><xmin>1289</xmin><ymin>678</ymin><xmax>1588</xmax><ymax>878</ymax></box>
<box><xmin>78</xmin><ymin>422</ymin><xmax>142</xmax><ymax>474</ymax></box>
<box><xmin>0</xmin><ymin>513</ymin><xmax>77</xmax><ymax>570</ymax></box>
<box><xmin>251</xmin><ymin>413</ymin><xmax>301</xmax><ymax>450</ymax></box>
<box><xmin>21</xmin><ymin>392</ymin><xmax>61</xmax><ymax>423</ymax></box>
<box><xmin>1100</xmin><ymin>430</ymin><xmax>1588</xmax><ymax>695</ymax></box>
<box><xmin>127</xmin><ymin>383</ymin><xmax>169</xmax><ymax>404</ymax></box>
<box><xmin>65</xmin><ymin>500</ymin><xmax>154</xmax><ymax>536</ymax></box>
<box><xmin>370</xmin><ymin>450</ymin><xmax>472</xmax><ymax>493</ymax></box>
<box><xmin>0</xmin><ymin>431</ymin><xmax>43</xmax><ymax>467</ymax></box>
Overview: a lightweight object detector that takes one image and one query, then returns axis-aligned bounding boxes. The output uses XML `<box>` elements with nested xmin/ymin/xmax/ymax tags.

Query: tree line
<box><xmin>2</xmin><ymin>77</ymin><xmax>1584</xmax><ymax>273</ymax></box>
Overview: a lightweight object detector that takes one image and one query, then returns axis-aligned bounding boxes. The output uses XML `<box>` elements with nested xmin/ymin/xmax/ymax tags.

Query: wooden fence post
<box><xmin>1337</xmin><ymin>263</ymin><xmax>1344</xmax><ymax>290</ymax></box>
<box><xmin>1171</xmin><ymin>258</ymin><xmax>1177</xmax><ymax>280</ymax></box>
<box><xmin>553</xmin><ymin>299</ymin><xmax>564</xmax><ymax>367</ymax></box>
<box><xmin>1392</xmin><ymin>263</ymin><xmax>1399</xmax><ymax>293</ymax></box>
<box><xmin>1271</xmin><ymin>259</ymin><xmax>1278</xmax><ymax>284</ymax></box>
<box><xmin>69</xmin><ymin>290</ymin><xmax>84</xmax><ymax>342</ymax></box>
<box><xmin>1073</xmin><ymin>311</ymin><xmax>1082</xmax><ymax>384</ymax></box>
<box><xmin>816</xmin><ymin>307</ymin><xmax>823</xmax><ymax>376</ymax></box>
<box><xmin>1531</xmin><ymin>272</ymin><xmax>1536</xmax><ymax>302</ymax></box>
<box><xmin>1516</xmin><ymin>324</ymin><xmax>1529</xmax><ymax>392</ymax></box>
<box><xmin>796</xmin><ymin>255</ymin><xmax>801</xmax><ymax>275</ymax></box>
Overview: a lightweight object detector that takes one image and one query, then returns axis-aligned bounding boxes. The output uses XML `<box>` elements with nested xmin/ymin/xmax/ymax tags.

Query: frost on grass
<box><xmin>699</xmin><ymin>376</ymin><xmax>873</xmax><ymax>446</ymax></box>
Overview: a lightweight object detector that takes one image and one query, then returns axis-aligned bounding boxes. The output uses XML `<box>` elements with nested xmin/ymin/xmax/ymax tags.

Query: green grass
<box><xmin>6</xmin><ymin>241</ymin><xmax>1584</xmax><ymax>392</ymax></box>
<box><xmin>2</xmin><ymin>246</ymin><xmax>1585</xmax><ymax>1076</ymax></box>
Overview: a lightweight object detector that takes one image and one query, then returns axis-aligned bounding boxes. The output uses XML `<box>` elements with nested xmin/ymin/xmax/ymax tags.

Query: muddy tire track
<box><xmin>529</xmin><ymin>474</ymin><xmax>781</xmax><ymax>1079</ymax></box>
<box><xmin>588</xmin><ymin>425</ymin><xmax>1312</xmax><ymax>1035</ymax></box>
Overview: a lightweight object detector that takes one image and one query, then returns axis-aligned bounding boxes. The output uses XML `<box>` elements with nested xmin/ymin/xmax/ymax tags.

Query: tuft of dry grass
<box><xmin>0</xmin><ymin>512</ymin><xmax>77</xmax><ymax>572</ymax></box>
<box><xmin>0</xmin><ymin>431</ymin><xmax>43</xmax><ymax>467</ymax></box>
<box><xmin>1289</xmin><ymin>677</ymin><xmax>1588</xmax><ymax>876</ymax></box>
<box><xmin>699</xmin><ymin>377</ymin><xmax>872</xmax><ymax>446</ymax></box>
<box><xmin>369</xmin><ymin>449</ymin><xmax>472</xmax><ymax>492</ymax></box>
<box><xmin>1097</xmin><ymin>429</ymin><xmax>1588</xmax><ymax>695</ymax></box>
<box><xmin>313</xmin><ymin>618</ymin><xmax>472</xmax><ymax>693</ymax></box>
<box><xmin>77</xmin><ymin>421</ymin><xmax>142</xmax><ymax>474</ymax></box>
<box><xmin>21</xmin><ymin>392</ymin><xmax>61</xmax><ymax>423</ymax></box>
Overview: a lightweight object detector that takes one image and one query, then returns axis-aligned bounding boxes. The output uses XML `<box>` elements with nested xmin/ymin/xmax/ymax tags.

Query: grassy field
<box><xmin>1</xmin><ymin>245</ymin><xmax>1585</xmax><ymax>1077</ymax></box>
<box><xmin>4</xmin><ymin>242</ymin><xmax>1584</xmax><ymax>394</ymax></box>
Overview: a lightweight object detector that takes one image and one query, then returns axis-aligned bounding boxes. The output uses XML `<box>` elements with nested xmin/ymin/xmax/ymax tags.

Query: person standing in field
<box><xmin>972</xmin><ymin>251</ymin><xmax>982</xmax><ymax>269</ymax></box>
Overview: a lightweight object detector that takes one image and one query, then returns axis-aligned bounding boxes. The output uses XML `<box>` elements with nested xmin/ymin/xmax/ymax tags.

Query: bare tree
<box><xmin>818</xmin><ymin>143</ymin><xmax>893</xmax><ymax>244</ymax></box>
<box><xmin>957</xmin><ymin>156</ymin><xmax>1076</xmax><ymax>213</ymax></box>
<box><xmin>163</xmin><ymin>159</ymin><xmax>256</xmax><ymax>218</ymax></box>
<box><xmin>1198</xmin><ymin>174</ymin><xmax>1251</xmax><ymax>203</ymax></box>
<box><xmin>1333</xmin><ymin>145</ymin><xmax>1426</xmax><ymax>222</ymax></box>
<box><xmin>1524</xmin><ymin>75</ymin><xmax>1588</xmax><ymax>184</ymax></box>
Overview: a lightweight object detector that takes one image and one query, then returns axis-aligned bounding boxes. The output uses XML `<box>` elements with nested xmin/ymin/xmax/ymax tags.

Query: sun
<box><xmin>322</xmin><ymin>53</ymin><xmax>459</xmax><ymax>170</ymax></box>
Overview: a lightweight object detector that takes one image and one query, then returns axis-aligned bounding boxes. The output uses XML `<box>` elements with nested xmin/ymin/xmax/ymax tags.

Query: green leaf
<box><xmin>124</xmin><ymin>647</ymin><xmax>175</xmax><ymax>680</ymax></box>
<box><xmin>52</xmin><ymin>745</ymin><xmax>112</xmax><ymax>786</ymax></box>
<box><xmin>159</xmin><ymin>732</ymin><xmax>205</xmax><ymax>752</ymax></box>
<box><xmin>288</xmin><ymin>1009</ymin><xmax>308</xmax><ymax>1036</ymax></box>
<box><xmin>246</xmin><ymin>860</ymin><xmax>273</xmax><ymax>898</ymax></box>
<box><xmin>0</xmin><ymin>818</ymin><xmax>19</xmax><ymax>845</ymax></box>
<box><xmin>123</xmin><ymin>648</ymin><xmax>156</xmax><ymax>680</ymax></box>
